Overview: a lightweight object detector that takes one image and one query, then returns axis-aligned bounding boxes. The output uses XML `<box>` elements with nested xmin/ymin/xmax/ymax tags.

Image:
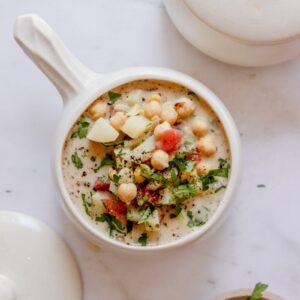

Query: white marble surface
<box><xmin>0</xmin><ymin>0</ymin><xmax>299</xmax><ymax>299</ymax></box>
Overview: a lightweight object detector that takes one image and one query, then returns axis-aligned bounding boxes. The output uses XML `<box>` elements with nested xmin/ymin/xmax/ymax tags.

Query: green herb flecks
<box><xmin>138</xmin><ymin>195</ymin><xmax>148</xmax><ymax>207</ymax></box>
<box><xmin>71</xmin><ymin>119</ymin><xmax>90</xmax><ymax>139</ymax></box>
<box><xmin>249</xmin><ymin>282</ymin><xmax>268</xmax><ymax>300</ymax></box>
<box><xmin>138</xmin><ymin>207</ymin><xmax>152</xmax><ymax>224</ymax></box>
<box><xmin>96</xmin><ymin>213</ymin><xmax>124</xmax><ymax>236</ymax></box>
<box><xmin>108</xmin><ymin>91</ymin><xmax>121</xmax><ymax>104</ymax></box>
<box><xmin>170</xmin><ymin>154</ymin><xmax>187</xmax><ymax>172</ymax></box>
<box><xmin>171</xmin><ymin>170</ymin><xmax>180</xmax><ymax>187</ymax></box>
<box><xmin>187</xmin><ymin>210</ymin><xmax>205</xmax><ymax>228</ymax></box>
<box><xmin>81</xmin><ymin>193</ymin><xmax>90</xmax><ymax>216</ymax></box>
<box><xmin>71</xmin><ymin>151</ymin><xmax>83</xmax><ymax>169</ymax></box>
<box><xmin>113</xmin><ymin>174</ymin><xmax>121</xmax><ymax>186</ymax></box>
<box><xmin>173</xmin><ymin>184</ymin><xmax>198</xmax><ymax>201</ymax></box>
<box><xmin>96</xmin><ymin>155</ymin><xmax>115</xmax><ymax>170</ymax></box>
<box><xmin>138</xmin><ymin>233</ymin><xmax>148</xmax><ymax>246</ymax></box>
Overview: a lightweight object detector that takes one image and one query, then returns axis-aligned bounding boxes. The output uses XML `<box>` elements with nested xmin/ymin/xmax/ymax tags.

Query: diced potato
<box><xmin>145</xmin><ymin>209</ymin><xmax>160</xmax><ymax>232</ymax></box>
<box><xmin>127</xmin><ymin>104</ymin><xmax>144</xmax><ymax>117</ymax></box>
<box><xmin>159</xmin><ymin>188</ymin><xmax>174</xmax><ymax>205</ymax></box>
<box><xmin>91</xmin><ymin>192</ymin><xmax>107</xmax><ymax>217</ymax></box>
<box><xmin>131</xmin><ymin>135</ymin><xmax>155</xmax><ymax>162</ymax></box>
<box><xmin>121</xmin><ymin>116</ymin><xmax>151</xmax><ymax>139</ymax></box>
<box><xmin>124</xmin><ymin>89</ymin><xmax>144</xmax><ymax>106</ymax></box>
<box><xmin>114</xmin><ymin>148</ymin><xmax>132</xmax><ymax>168</ymax></box>
<box><xmin>127</xmin><ymin>206</ymin><xmax>140</xmax><ymax>222</ymax></box>
<box><xmin>109</xmin><ymin>181</ymin><xmax>118</xmax><ymax>195</ymax></box>
<box><xmin>87</xmin><ymin>118</ymin><xmax>119</xmax><ymax>143</ymax></box>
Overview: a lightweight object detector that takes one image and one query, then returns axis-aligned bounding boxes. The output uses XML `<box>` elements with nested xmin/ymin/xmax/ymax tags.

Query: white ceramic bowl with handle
<box><xmin>14</xmin><ymin>14</ymin><xmax>241</xmax><ymax>253</ymax></box>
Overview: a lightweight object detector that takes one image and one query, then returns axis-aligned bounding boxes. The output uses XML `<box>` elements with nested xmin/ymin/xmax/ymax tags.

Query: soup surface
<box><xmin>62</xmin><ymin>80</ymin><xmax>230</xmax><ymax>246</ymax></box>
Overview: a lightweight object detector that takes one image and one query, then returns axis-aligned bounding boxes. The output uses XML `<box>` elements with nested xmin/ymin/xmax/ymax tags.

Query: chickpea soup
<box><xmin>62</xmin><ymin>80</ymin><xmax>230</xmax><ymax>247</ymax></box>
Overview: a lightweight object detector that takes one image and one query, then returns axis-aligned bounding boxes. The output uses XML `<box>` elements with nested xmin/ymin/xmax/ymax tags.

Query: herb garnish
<box><xmin>169</xmin><ymin>154</ymin><xmax>187</xmax><ymax>172</ymax></box>
<box><xmin>138</xmin><ymin>233</ymin><xmax>148</xmax><ymax>246</ymax></box>
<box><xmin>96</xmin><ymin>155</ymin><xmax>115</xmax><ymax>170</ymax></box>
<box><xmin>138</xmin><ymin>195</ymin><xmax>148</xmax><ymax>207</ymax></box>
<box><xmin>249</xmin><ymin>282</ymin><xmax>268</xmax><ymax>300</ymax></box>
<box><xmin>113</xmin><ymin>174</ymin><xmax>121</xmax><ymax>186</ymax></box>
<box><xmin>198</xmin><ymin>158</ymin><xmax>230</xmax><ymax>192</ymax></box>
<box><xmin>81</xmin><ymin>193</ymin><xmax>90</xmax><ymax>216</ymax></box>
<box><xmin>173</xmin><ymin>184</ymin><xmax>198</xmax><ymax>200</ymax></box>
<box><xmin>187</xmin><ymin>210</ymin><xmax>205</xmax><ymax>227</ymax></box>
<box><xmin>71</xmin><ymin>151</ymin><xmax>83</xmax><ymax>169</ymax></box>
<box><xmin>171</xmin><ymin>170</ymin><xmax>180</xmax><ymax>187</ymax></box>
<box><xmin>108</xmin><ymin>91</ymin><xmax>121</xmax><ymax>104</ymax></box>
<box><xmin>96</xmin><ymin>213</ymin><xmax>124</xmax><ymax>236</ymax></box>
<box><xmin>138</xmin><ymin>207</ymin><xmax>152</xmax><ymax>224</ymax></box>
<box><xmin>71</xmin><ymin>119</ymin><xmax>90</xmax><ymax>139</ymax></box>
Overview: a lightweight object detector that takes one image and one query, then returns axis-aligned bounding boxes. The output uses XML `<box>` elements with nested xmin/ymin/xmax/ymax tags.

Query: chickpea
<box><xmin>161</xmin><ymin>105</ymin><xmax>178</xmax><ymax>125</ymax></box>
<box><xmin>88</xmin><ymin>100</ymin><xmax>107</xmax><ymax>120</ymax></box>
<box><xmin>174</xmin><ymin>97</ymin><xmax>195</xmax><ymax>118</ymax></box>
<box><xmin>108</xmin><ymin>167</ymin><xmax>117</xmax><ymax>180</ymax></box>
<box><xmin>134</xmin><ymin>167</ymin><xmax>145</xmax><ymax>184</ymax></box>
<box><xmin>146</xmin><ymin>94</ymin><xmax>162</xmax><ymax>103</ymax></box>
<box><xmin>110</xmin><ymin>111</ymin><xmax>127</xmax><ymax>131</ymax></box>
<box><xmin>196</xmin><ymin>135</ymin><xmax>217</xmax><ymax>156</ymax></box>
<box><xmin>151</xmin><ymin>150</ymin><xmax>169</xmax><ymax>170</ymax></box>
<box><xmin>196</xmin><ymin>161</ymin><xmax>211</xmax><ymax>174</ymax></box>
<box><xmin>192</xmin><ymin>118</ymin><xmax>209</xmax><ymax>137</ymax></box>
<box><xmin>154</xmin><ymin>121</ymin><xmax>171</xmax><ymax>140</ymax></box>
<box><xmin>144</xmin><ymin>100</ymin><xmax>161</xmax><ymax>119</ymax></box>
<box><xmin>118</xmin><ymin>183</ymin><xmax>137</xmax><ymax>204</ymax></box>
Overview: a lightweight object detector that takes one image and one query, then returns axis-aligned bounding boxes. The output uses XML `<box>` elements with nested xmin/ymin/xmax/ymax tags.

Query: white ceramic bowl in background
<box><xmin>164</xmin><ymin>0</ymin><xmax>300</xmax><ymax>67</ymax></box>
<box><xmin>14</xmin><ymin>14</ymin><xmax>241</xmax><ymax>253</ymax></box>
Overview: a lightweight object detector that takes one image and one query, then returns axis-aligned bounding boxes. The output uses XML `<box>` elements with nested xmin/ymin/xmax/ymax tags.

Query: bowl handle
<box><xmin>14</xmin><ymin>14</ymin><xmax>97</xmax><ymax>103</ymax></box>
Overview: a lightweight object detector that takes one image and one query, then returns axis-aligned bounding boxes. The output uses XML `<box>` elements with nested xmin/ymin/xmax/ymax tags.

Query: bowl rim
<box><xmin>54</xmin><ymin>67</ymin><xmax>242</xmax><ymax>252</ymax></box>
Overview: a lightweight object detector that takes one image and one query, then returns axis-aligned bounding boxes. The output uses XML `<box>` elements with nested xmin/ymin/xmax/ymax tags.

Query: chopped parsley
<box><xmin>138</xmin><ymin>207</ymin><xmax>152</xmax><ymax>224</ymax></box>
<box><xmin>198</xmin><ymin>158</ymin><xmax>230</xmax><ymax>192</ymax></box>
<box><xmin>97</xmin><ymin>155</ymin><xmax>115</xmax><ymax>170</ymax></box>
<box><xmin>71</xmin><ymin>151</ymin><xmax>83</xmax><ymax>169</ymax></box>
<box><xmin>184</xmin><ymin>140</ymin><xmax>193</xmax><ymax>145</ymax></box>
<box><xmin>170</xmin><ymin>154</ymin><xmax>187</xmax><ymax>172</ymax></box>
<box><xmin>113</xmin><ymin>174</ymin><xmax>121</xmax><ymax>186</ymax></box>
<box><xmin>249</xmin><ymin>282</ymin><xmax>268</xmax><ymax>300</ymax></box>
<box><xmin>108</xmin><ymin>91</ymin><xmax>121</xmax><ymax>104</ymax></box>
<box><xmin>71</xmin><ymin>119</ymin><xmax>90</xmax><ymax>139</ymax></box>
<box><xmin>115</xmin><ymin>148</ymin><xmax>126</xmax><ymax>158</ymax></box>
<box><xmin>187</xmin><ymin>210</ymin><xmax>205</xmax><ymax>227</ymax></box>
<box><xmin>96</xmin><ymin>213</ymin><xmax>124</xmax><ymax>236</ymax></box>
<box><xmin>138</xmin><ymin>195</ymin><xmax>148</xmax><ymax>207</ymax></box>
<box><xmin>171</xmin><ymin>170</ymin><xmax>180</xmax><ymax>187</ymax></box>
<box><xmin>173</xmin><ymin>184</ymin><xmax>198</xmax><ymax>201</ymax></box>
<box><xmin>138</xmin><ymin>233</ymin><xmax>148</xmax><ymax>246</ymax></box>
<box><xmin>81</xmin><ymin>193</ymin><xmax>90</xmax><ymax>216</ymax></box>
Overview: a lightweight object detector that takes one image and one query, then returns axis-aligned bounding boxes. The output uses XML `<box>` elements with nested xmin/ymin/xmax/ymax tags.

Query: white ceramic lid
<box><xmin>0</xmin><ymin>211</ymin><xmax>82</xmax><ymax>300</ymax></box>
<box><xmin>184</xmin><ymin>0</ymin><xmax>300</xmax><ymax>43</ymax></box>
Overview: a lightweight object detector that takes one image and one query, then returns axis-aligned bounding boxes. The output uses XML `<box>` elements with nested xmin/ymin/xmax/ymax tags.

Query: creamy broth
<box><xmin>62</xmin><ymin>80</ymin><xmax>230</xmax><ymax>246</ymax></box>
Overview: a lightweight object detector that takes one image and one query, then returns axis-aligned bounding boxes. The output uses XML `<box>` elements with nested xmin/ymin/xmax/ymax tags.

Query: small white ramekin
<box><xmin>14</xmin><ymin>14</ymin><xmax>241</xmax><ymax>253</ymax></box>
